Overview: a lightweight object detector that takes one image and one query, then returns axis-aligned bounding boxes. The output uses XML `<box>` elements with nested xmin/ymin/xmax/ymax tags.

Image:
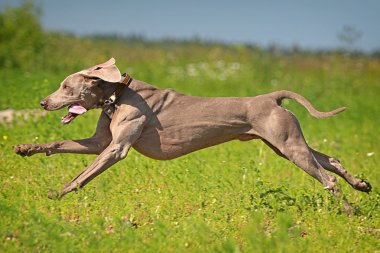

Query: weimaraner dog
<box><xmin>14</xmin><ymin>58</ymin><xmax>371</xmax><ymax>213</ymax></box>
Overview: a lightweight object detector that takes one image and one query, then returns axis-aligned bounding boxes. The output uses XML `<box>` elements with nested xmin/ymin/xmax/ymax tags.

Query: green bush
<box><xmin>0</xmin><ymin>2</ymin><xmax>44</xmax><ymax>70</ymax></box>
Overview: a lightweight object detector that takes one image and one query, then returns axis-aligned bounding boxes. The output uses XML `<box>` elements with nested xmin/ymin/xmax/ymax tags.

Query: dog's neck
<box><xmin>98</xmin><ymin>74</ymin><xmax>133</xmax><ymax>106</ymax></box>
<box><xmin>97</xmin><ymin>74</ymin><xmax>133</xmax><ymax>118</ymax></box>
<box><xmin>99</xmin><ymin>82</ymin><xmax>120</xmax><ymax>103</ymax></box>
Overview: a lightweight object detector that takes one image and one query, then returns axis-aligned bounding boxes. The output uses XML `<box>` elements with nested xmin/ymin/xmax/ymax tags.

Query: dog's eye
<box><xmin>62</xmin><ymin>84</ymin><xmax>67</xmax><ymax>89</ymax></box>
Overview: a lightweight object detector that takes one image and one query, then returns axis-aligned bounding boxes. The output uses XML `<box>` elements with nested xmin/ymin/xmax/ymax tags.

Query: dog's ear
<box><xmin>80</xmin><ymin>58</ymin><xmax>122</xmax><ymax>83</ymax></box>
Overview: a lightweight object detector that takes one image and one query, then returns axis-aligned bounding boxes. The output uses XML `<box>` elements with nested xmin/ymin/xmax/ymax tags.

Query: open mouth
<box><xmin>61</xmin><ymin>104</ymin><xmax>87</xmax><ymax>124</ymax></box>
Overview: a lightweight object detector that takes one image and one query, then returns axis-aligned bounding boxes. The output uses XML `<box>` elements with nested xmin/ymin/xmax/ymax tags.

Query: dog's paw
<box><xmin>354</xmin><ymin>179</ymin><xmax>372</xmax><ymax>193</ymax></box>
<box><xmin>13</xmin><ymin>144</ymin><xmax>42</xmax><ymax>157</ymax></box>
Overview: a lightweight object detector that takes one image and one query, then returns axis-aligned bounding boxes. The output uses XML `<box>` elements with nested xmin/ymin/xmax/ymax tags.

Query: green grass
<box><xmin>1</xmin><ymin>47</ymin><xmax>379</xmax><ymax>252</ymax></box>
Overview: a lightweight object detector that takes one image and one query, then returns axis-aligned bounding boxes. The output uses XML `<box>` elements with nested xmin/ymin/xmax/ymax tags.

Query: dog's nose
<box><xmin>40</xmin><ymin>100</ymin><xmax>46</xmax><ymax>108</ymax></box>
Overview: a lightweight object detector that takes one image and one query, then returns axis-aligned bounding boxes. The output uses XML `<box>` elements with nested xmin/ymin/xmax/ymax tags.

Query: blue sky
<box><xmin>3</xmin><ymin>0</ymin><xmax>380</xmax><ymax>52</ymax></box>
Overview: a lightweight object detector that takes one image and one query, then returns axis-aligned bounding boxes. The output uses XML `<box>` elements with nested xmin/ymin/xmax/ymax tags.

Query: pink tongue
<box><xmin>69</xmin><ymin>104</ymin><xmax>87</xmax><ymax>115</ymax></box>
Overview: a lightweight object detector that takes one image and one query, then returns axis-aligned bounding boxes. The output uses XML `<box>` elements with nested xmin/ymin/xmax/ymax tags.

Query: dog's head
<box><xmin>40</xmin><ymin>58</ymin><xmax>122</xmax><ymax>124</ymax></box>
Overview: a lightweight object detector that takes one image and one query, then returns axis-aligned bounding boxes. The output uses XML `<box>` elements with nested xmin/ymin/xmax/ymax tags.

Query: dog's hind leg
<box><xmin>260</xmin><ymin>107</ymin><xmax>352</xmax><ymax>214</ymax></box>
<box><xmin>261</xmin><ymin>139</ymin><xmax>372</xmax><ymax>194</ymax></box>
<box><xmin>310</xmin><ymin>148</ymin><xmax>371</xmax><ymax>193</ymax></box>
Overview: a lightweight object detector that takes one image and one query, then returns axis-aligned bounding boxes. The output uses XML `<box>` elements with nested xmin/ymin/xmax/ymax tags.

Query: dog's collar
<box><xmin>104</xmin><ymin>73</ymin><xmax>133</xmax><ymax>106</ymax></box>
<box><xmin>102</xmin><ymin>73</ymin><xmax>133</xmax><ymax>118</ymax></box>
<box><xmin>121</xmin><ymin>73</ymin><xmax>133</xmax><ymax>86</ymax></box>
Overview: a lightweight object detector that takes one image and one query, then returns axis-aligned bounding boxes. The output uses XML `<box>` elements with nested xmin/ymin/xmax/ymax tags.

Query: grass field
<box><xmin>1</xmin><ymin>44</ymin><xmax>380</xmax><ymax>252</ymax></box>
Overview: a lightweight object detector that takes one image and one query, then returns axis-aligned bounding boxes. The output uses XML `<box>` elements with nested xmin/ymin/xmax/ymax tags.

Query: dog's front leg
<box><xmin>58</xmin><ymin>114</ymin><xmax>146</xmax><ymax>198</ymax></box>
<box><xmin>14</xmin><ymin>137</ymin><xmax>111</xmax><ymax>156</ymax></box>
<box><xmin>14</xmin><ymin>112</ymin><xmax>111</xmax><ymax>156</ymax></box>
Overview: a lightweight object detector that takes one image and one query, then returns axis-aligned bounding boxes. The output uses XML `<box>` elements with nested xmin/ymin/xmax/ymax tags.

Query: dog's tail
<box><xmin>271</xmin><ymin>90</ymin><xmax>346</xmax><ymax>118</ymax></box>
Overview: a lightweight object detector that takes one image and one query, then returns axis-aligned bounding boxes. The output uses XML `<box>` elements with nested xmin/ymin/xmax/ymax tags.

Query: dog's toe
<box><xmin>14</xmin><ymin>145</ymin><xmax>27</xmax><ymax>156</ymax></box>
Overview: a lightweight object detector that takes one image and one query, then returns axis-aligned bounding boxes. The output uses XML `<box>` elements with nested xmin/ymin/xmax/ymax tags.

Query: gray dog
<box><xmin>14</xmin><ymin>58</ymin><xmax>371</xmax><ymax>213</ymax></box>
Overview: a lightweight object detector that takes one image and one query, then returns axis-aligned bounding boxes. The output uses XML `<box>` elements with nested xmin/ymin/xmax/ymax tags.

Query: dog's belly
<box><xmin>132</xmin><ymin>122</ymin><xmax>256</xmax><ymax>160</ymax></box>
<box><xmin>131</xmin><ymin>94</ymin><xmax>264</xmax><ymax>160</ymax></box>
